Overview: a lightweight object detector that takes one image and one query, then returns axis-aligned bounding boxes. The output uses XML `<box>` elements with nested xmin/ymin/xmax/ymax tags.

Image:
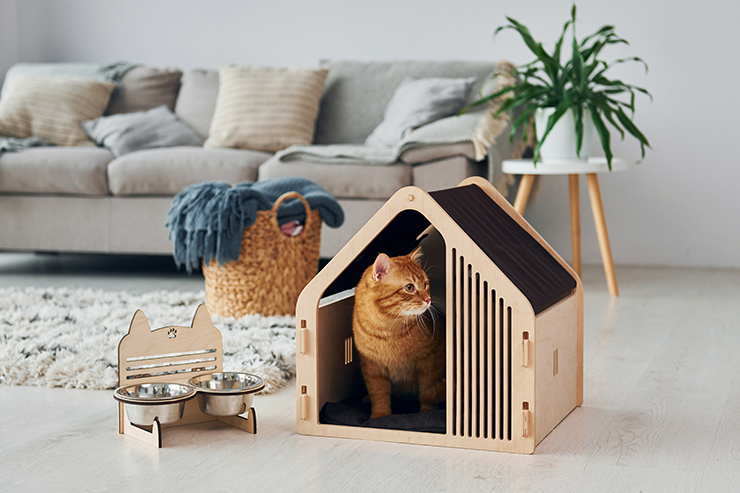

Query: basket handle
<box><xmin>270</xmin><ymin>191</ymin><xmax>314</xmax><ymax>234</ymax></box>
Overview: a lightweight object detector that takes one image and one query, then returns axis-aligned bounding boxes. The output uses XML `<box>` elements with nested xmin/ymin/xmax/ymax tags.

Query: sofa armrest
<box><xmin>411</xmin><ymin>155</ymin><xmax>485</xmax><ymax>192</ymax></box>
<box><xmin>398</xmin><ymin>111</ymin><xmax>482</xmax><ymax>164</ymax></box>
<box><xmin>400</xmin><ymin>107</ymin><xmax>521</xmax><ymax>194</ymax></box>
<box><xmin>400</xmin><ymin>141</ymin><xmax>476</xmax><ymax>164</ymax></box>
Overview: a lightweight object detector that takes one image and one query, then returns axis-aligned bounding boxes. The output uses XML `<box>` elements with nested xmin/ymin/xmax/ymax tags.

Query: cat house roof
<box><xmin>307</xmin><ymin>177</ymin><xmax>577</xmax><ymax>315</ymax></box>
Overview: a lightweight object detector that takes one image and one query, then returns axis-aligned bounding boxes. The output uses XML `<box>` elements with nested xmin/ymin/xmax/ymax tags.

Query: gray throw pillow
<box><xmin>82</xmin><ymin>105</ymin><xmax>204</xmax><ymax>157</ymax></box>
<box><xmin>364</xmin><ymin>76</ymin><xmax>477</xmax><ymax>147</ymax></box>
<box><xmin>105</xmin><ymin>66</ymin><xmax>183</xmax><ymax>115</ymax></box>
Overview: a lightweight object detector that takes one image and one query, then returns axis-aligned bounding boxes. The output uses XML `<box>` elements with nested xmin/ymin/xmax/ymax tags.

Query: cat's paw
<box><xmin>420</xmin><ymin>404</ymin><xmax>435</xmax><ymax>413</ymax></box>
<box><xmin>370</xmin><ymin>411</ymin><xmax>390</xmax><ymax>419</ymax></box>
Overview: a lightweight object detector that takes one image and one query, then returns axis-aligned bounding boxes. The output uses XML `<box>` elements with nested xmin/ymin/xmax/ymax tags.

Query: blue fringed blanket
<box><xmin>166</xmin><ymin>177</ymin><xmax>344</xmax><ymax>272</ymax></box>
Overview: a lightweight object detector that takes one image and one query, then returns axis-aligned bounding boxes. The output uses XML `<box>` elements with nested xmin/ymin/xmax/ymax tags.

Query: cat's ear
<box><xmin>408</xmin><ymin>245</ymin><xmax>423</xmax><ymax>264</ymax></box>
<box><xmin>373</xmin><ymin>254</ymin><xmax>392</xmax><ymax>282</ymax></box>
<box><xmin>191</xmin><ymin>304</ymin><xmax>213</xmax><ymax>328</ymax></box>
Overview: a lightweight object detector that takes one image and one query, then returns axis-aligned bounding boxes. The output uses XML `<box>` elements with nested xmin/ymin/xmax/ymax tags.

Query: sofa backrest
<box><xmin>174</xmin><ymin>69</ymin><xmax>220</xmax><ymax>139</ymax></box>
<box><xmin>174</xmin><ymin>60</ymin><xmax>498</xmax><ymax>145</ymax></box>
<box><xmin>313</xmin><ymin>60</ymin><xmax>498</xmax><ymax>145</ymax></box>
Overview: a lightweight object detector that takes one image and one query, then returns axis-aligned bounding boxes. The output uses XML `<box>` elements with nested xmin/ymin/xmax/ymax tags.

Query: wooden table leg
<box><xmin>568</xmin><ymin>174</ymin><xmax>581</xmax><ymax>278</ymax></box>
<box><xmin>513</xmin><ymin>174</ymin><xmax>535</xmax><ymax>215</ymax></box>
<box><xmin>586</xmin><ymin>173</ymin><xmax>619</xmax><ymax>296</ymax></box>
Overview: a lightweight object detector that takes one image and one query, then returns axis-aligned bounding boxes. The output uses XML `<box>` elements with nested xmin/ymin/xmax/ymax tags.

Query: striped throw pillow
<box><xmin>204</xmin><ymin>65</ymin><xmax>328</xmax><ymax>152</ymax></box>
<box><xmin>0</xmin><ymin>75</ymin><xmax>116</xmax><ymax>146</ymax></box>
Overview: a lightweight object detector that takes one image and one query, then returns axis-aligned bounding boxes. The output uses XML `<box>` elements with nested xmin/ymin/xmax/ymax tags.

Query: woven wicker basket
<box><xmin>202</xmin><ymin>192</ymin><xmax>321</xmax><ymax>318</ymax></box>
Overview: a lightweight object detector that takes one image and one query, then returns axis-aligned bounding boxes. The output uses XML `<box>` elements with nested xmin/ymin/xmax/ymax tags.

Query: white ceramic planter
<box><xmin>535</xmin><ymin>107</ymin><xmax>593</xmax><ymax>162</ymax></box>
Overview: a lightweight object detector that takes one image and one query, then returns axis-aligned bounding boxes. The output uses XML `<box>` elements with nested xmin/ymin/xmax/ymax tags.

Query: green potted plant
<box><xmin>464</xmin><ymin>5</ymin><xmax>651</xmax><ymax>169</ymax></box>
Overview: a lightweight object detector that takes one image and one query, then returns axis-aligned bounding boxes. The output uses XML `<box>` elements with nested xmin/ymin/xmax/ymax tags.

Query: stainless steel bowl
<box><xmin>113</xmin><ymin>382</ymin><xmax>196</xmax><ymax>426</ymax></box>
<box><xmin>188</xmin><ymin>372</ymin><xmax>264</xmax><ymax>416</ymax></box>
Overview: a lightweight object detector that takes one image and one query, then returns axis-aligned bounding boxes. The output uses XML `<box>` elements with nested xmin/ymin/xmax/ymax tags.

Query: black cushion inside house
<box><xmin>319</xmin><ymin>395</ymin><xmax>446</xmax><ymax>434</ymax></box>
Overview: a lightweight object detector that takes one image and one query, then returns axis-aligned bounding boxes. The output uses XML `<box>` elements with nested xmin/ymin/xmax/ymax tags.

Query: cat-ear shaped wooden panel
<box><xmin>117</xmin><ymin>304</ymin><xmax>223</xmax><ymax>386</ymax></box>
<box><xmin>191</xmin><ymin>304</ymin><xmax>213</xmax><ymax>330</ymax></box>
<box><xmin>128</xmin><ymin>309</ymin><xmax>151</xmax><ymax>336</ymax></box>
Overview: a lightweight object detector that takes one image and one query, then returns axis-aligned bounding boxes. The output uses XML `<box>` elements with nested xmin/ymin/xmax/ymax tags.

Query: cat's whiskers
<box><xmin>416</xmin><ymin>312</ymin><xmax>433</xmax><ymax>341</ymax></box>
<box><xmin>388</xmin><ymin>311</ymin><xmax>405</xmax><ymax>333</ymax></box>
<box><xmin>415</xmin><ymin>313</ymin><xmax>426</xmax><ymax>338</ymax></box>
<box><xmin>427</xmin><ymin>309</ymin><xmax>439</xmax><ymax>339</ymax></box>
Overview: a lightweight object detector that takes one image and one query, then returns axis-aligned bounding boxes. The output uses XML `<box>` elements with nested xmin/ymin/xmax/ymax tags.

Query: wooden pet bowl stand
<box><xmin>116</xmin><ymin>305</ymin><xmax>257</xmax><ymax>448</ymax></box>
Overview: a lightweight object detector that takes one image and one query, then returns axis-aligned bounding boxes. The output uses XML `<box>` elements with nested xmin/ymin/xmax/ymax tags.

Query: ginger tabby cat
<box><xmin>352</xmin><ymin>247</ymin><xmax>445</xmax><ymax>418</ymax></box>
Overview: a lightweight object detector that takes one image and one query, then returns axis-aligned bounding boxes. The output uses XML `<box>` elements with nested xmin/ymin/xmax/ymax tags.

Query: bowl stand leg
<box><xmin>218</xmin><ymin>407</ymin><xmax>257</xmax><ymax>434</ymax></box>
<box><xmin>118</xmin><ymin>402</ymin><xmax>163</xmax><ymax>447</ymax></box>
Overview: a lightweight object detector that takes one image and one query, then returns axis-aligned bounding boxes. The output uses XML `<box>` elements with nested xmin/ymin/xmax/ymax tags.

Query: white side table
<box><xmin>501</xmin><ymin>157</ymin><xmax>628</xmax><ymax>297</ymax></box>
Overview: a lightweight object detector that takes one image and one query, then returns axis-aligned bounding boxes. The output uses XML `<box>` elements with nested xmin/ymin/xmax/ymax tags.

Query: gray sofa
<box><xmin>0</xmin><ymin>60</ymin><xmax>514</xmax><ymax>259</ymax></box>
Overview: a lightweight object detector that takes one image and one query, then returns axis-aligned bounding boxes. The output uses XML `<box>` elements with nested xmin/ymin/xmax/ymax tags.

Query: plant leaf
<box><xmin>579</xmin><ymin>25</ymin><xmax>615</xmax><ymax>48</ymax></box>
<box><xmin>510</xmin><ymin>103</ymin><xmax>538</xmax><ymax>141</ymax></box>
<box><xmin>533</xmin><ymin>97</ymin><xmax>570</xmax><ymax>164</ymax></box>
<box><xmin>589</xmin><ymin>103</ymin><xmax>613</xmax><ymax>169</ymax></box>
<box><xmin>574</xmin><ymin>105</ymin><xmax>584</xmax><ymax>156</ymax></box>
<box><xmin>458</xmin><ymin>86</ymin><xmax>517</xmax><ymax>115</ymax></box>
<box><xmin>553</xmin><ymin>13</ymin><xmax>575</xmax><ymax>63</ymax></box>
<box><xmin>571</xmin><ymin>34</ymin><xmax>587</xmax><ymax>95</ymax></box>
<box><xmin>499</xmin><ymin>17</ymin><xmax>560</xmax><ymax>85</ymax></box>
<box><xmin>594</xmin><ymin>99</ymin><xmax>625</xmax><ymax>139</ymax></box>
<box><xmin>609</xmin><ymin>56</ymin><xmax>649</xmax><ymax>73</ymax></box>
<box><xmin>615</xmin><ymin>107</ymin><xmax>650</xmax><ymax>158</ymax></box>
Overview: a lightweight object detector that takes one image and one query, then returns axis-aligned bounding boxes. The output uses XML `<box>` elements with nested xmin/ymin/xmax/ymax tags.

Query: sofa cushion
<box><xmin>314</xmin><ymin>60</ymin><xmax>497</xmax><ymax>145</ymax></box>
<box><xmin>0</xmin><ymin>75</ymin><xmax>115</xmax><ymax>146</ymax></box>
<box><xmin>258</xmin><ymin>156</ymin><xmax>411</xmax><ymax>199</ymax></box>
<box><xmin>174</xmin><ymin>69</ymin><xmax>220</xmax><ymax>139</ymax></box>
<box><xmin>82</xmin><ymin>106</ymin><xmax>204</xmax><ymax>157</ymax></box>
<box><xmin>107</xmin><ymin>146</ymin><xmax>271</xmax><ymax>196</ymax></box>
<box><xmin>204</xmin><ymin>65</ymin><xmax>328</xmax><ymax>152</ymax></box>
<box><xmin>0</xmin><ymin>147</ymin><xmax>114</xmax><ymax>195</ymax></box>
<box><xmin>106</xmin><ymin>66</ymin><xmax>183</xmax><ymax>115</ymax></box>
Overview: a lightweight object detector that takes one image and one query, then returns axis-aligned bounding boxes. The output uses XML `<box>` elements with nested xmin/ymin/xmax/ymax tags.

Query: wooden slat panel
<box><xmin>462</xmin><ymin>257</ymin><xmax>469</xmax><ymax>436</ymax></box>
<box><xmin>504</xmin><ymin>303</ymin><xmax>511</xmax><ymax>441</ymax></box>
<box><xmin>447</xmin><ymin>248</ymin><xmax>456</xmax><ymax>436</ymax></box>
<box><xmin>456</xmin><ymin>253</ymin><xmax>464</xmax><ymax>436</ymax></box>
<box><xmin>478</xmin><ymin>276</ymin><xmax>486</xmax><ymax>439</ymax></box>
<box><xmin>488</xmin><ymin>286</ymin><xmax>494</xmax><ymax>440</ymax></box>
<box><xmin>468</xmin><ymin>265</ymin><xmax>476</xmax><ymax>437</ymax></box>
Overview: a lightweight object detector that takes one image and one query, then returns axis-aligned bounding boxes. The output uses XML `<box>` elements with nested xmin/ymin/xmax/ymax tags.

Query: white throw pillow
<box><xmin>0</xmin><ymin>75</ymin><xmax>115</xmax><ymax>146</ymax></box>
<box><xmin>204</xmin><ymin>65</ymin><xmax>328</xmax><ymax>152</ymax></box>
<box><xmin>365</xmin><ymin>76</ymin><xmax>476</xmax><ymax>147</ymax></box>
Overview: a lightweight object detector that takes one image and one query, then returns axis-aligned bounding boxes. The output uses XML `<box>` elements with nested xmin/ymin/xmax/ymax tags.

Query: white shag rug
<box><xmin>0</xmin><ymin>287</ymin><xmax>296</xmax><ymax>393</ymax></box>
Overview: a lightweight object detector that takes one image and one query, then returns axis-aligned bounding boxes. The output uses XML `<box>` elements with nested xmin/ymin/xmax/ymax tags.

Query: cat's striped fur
<box><xmin>352</xmin><ymin>247</ymin><xmax>445</xmax><ymax>418</ymax></box>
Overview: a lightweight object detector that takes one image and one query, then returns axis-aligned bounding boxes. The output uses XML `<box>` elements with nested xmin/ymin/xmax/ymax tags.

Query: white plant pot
<box><xmin>535</xmin><ymin>107</ymin><xmax>594</xmax><ymax>163</ymax></box>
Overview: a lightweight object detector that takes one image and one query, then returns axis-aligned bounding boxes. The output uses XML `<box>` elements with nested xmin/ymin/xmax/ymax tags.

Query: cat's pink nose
<box><xmin>425</xmin><ymin>298</ymin><xmax>431</xmax><ymax>304</ymax></box>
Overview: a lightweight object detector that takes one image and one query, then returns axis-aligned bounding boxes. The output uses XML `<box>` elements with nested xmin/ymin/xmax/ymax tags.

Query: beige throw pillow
<box><xmin>204</xmin><ymin>65</ymin><xmax>328</xmax><ymax>152</ymax></box>
<box><xmin>0</xmin><ymin>75</ymin><xmax>115</xmax><ymax>146</ymax></box>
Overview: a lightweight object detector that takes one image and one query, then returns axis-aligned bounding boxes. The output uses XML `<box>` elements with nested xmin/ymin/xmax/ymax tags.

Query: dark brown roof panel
<box><xmin>430</xmin><ymin>184</ymin><xmax>576</xmax><ymax>314</ymax></box>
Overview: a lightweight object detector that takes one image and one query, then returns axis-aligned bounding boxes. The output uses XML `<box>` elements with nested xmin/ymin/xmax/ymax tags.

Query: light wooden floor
<box><xmin>1</xmin><ymin>253</ymin><xmax>739</xmax><ymax>492</ymax></box>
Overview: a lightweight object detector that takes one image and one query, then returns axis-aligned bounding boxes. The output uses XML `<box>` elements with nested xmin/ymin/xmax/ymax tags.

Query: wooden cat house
<box><xmin>295</xmin><ymin>177</ymin><xmax>583</xmax><ymax>454</ymax></box>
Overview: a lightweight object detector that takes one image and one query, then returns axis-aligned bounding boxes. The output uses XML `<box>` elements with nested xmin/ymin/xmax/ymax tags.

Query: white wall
<box><xmin>0</xmin><ymin>0</ymin><xmax>20</xmax><ymax>85</ymax></box>
<box><xmin>8</xmin><ymin>0</ymin><xmax>740</xmax><ymax>269</ymax></box>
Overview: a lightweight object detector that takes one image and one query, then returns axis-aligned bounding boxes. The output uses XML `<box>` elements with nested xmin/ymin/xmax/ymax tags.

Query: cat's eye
<box><xmin>404</xmin><ymin>283</ymin><xmax>415</xmax><ymax>293</ymax></box>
